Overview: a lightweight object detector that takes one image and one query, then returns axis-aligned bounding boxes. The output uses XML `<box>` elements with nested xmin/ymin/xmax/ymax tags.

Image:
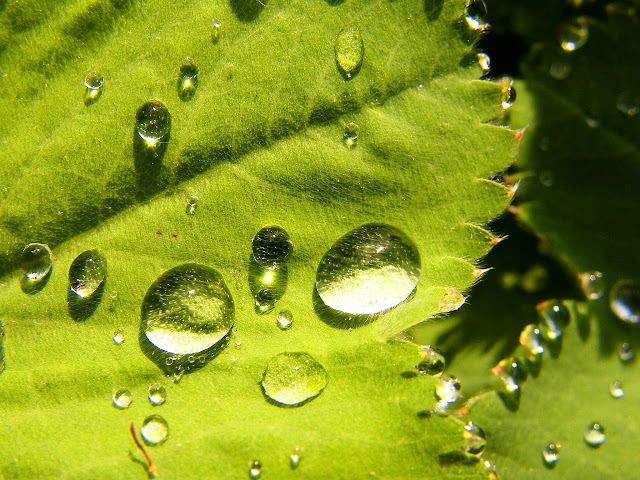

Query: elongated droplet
<box><xmin>617</xmin><ymin>93</ymin><xmax>639</xmax><ymax>117</ymax></box>
<box><xmin>252</xmin><ymin>226</ymin><xmax>292</xmax><ymax>269</ymax></box>
<box><xmin>610</xmin><ymin>280</ymin><xmax>640</xmax><ymax>325</ymax></box>
<box><xmin>141</xmin><ymin>415</ymin><xmax>169</xmax><ymax>446</ymax></box>
<box><xmin>579</xmin><ymin>271</ymin><xmax>604</xmax><ymax>300</ymax></box>
<box><xmin>464</xmin><ymin>422</ymin><xmax>486</xmax><ymax>455</ymax></box>
<box><xmin>112</xmin><ymin>388</ymin><xmax>133</xmax><ymax>409</ymax></box>
<box><xmin>186</xmin><ymin>195</ymin><xmax>199</xmax><ymax>215</ymax></box>
<box><xmin>619</xmin><ymin>342</ymin><xmax>634</xmax><ymax>362</ymax></box>
<box><xmin>416</xmin><ymin>345</ymin><xmax>445</xmax><ymax>376</ymax></box>
<box><xmin>113</xmin><ymin>328</ymin><xmax>125</xmax><ymax>345</ymax></box>
<box><xmin>148</xmin><ymin>383</ymin><xmax>167</xmax><ymax>406</ymax></box>
<box><xmin>69</xmin><ymin>250</ymin><xmax>107</xmax><ymax>298</ymax></box>
<box><xmin>492</xmin><ymin>357</ymin><xmax>528</xmax><ymax>392</ymax></box>
<box><xmin>21</xmin><ymin>243</ymin><xmax>52</xmax><ymax>291</ymax></box>
<box><xmin>542</xmin><ymin>443</ymin><xmax>561</xmax><ymax>466</ymax></box>
<box><xmin>478</xmin><ymin>52</ymin><xmax>491</xmax><ymax>74</ymax></box>
<box><xmin>609</xmin><ymin>381</ymin><xmax>624</xmax><ymax>398</ymax></box>
<box><xmin>178</xmin><ymin>57</ymin><xmax>199</xmax><ymax>101</ymax></box>
<box><xmin>316</xmin><ymin>224</ymin><xmax>421</xmax><ymax>316</ymax></box>
<box><xmin>212</xmin><ymin>19</ymin><xmax>222</xmax><ymax>43</ymax></box>
<box><xmin>0</xmin><ymin>321</ymin><xmax>5</xmax><ymax>375</ymax></box>
<box><xmin>290</xmin><ymin>447</ymin><xmax>303</xmax><ymax>469</ymax></box>
<box><xmin>276</xmin><ymin>310</ymin><xmax>293</xmax><ymax>330</ymax></box>
<box><xmin>249</xmin><ymin>460</ymin><xmax>262</xmax><ymax>479</ymax></box>
<box><xmin>435</xmin><ymin>375</ymin><xmax>461</xmax><ymax>404</ymax></box>
<box><xmin>519</xmin><ymin>324</ymin><xmax>544</xmax><ymax>358</ymax></box>
<box><xmin>465</xmin><ymin>0</ymin><xmax>489</xmax><ymax>30</ymax></box>
<box><xmin>83</xmin><ymin>71</ymin><xmax>104</xmax><ymax>106</ymax></box>
<box><xmin>584</xmin><ymin>422</ymin><xmax>606</xmax><ymax>447</ymax></box>
<box><xmin>136</xmin><ymin>100</ymin><xmax>171</xmax><ymax>146</ymax></box>
<box><xmin>537</xmin><ymin>300</ymin><xmax>570</xmax><ymax>340</ymax></box>
<box><xmin>262</xmin><ymin>352</ymin><xmax>328</xmax><ymax>406</ymax></box>
<box><xmin>335</xmin><ymin>25</ymin><xmax>364</xmax><ymax>79</ymax></box>
<box><xmin>559</xmin><ymin>18</ymin><xmax>589</xmax><ymax>51</ymax></box>
<box><xmin>501</xmin><ymin>82</ymin><xmax>516</xmax><ymax>109</ymax></box>
<box><xmin>141</xmin><ymin>263</ymin><xmax>234</xmax><ymax>368</ymax></box>
<box><xmin>343</xmin><ymin>122</ymin><xmax>359</xmax><ymax>149</ymax></box>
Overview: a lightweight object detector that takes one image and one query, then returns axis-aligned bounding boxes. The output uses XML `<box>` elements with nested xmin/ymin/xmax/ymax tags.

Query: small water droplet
<box><xmin>113</xmin><ymin>328</ymin><xmax>125</xmax><ymax>345</ymax></box>
<box><xmin>252</xmin><ymin>226</ymin><xmax>292</xmax><ymax>269</ymax></box>
<box><xmin>68</xmin><ymin>250</ymin><xmax>107</xmax><ymax>298</ymax></box>
<box><xmin>112</xmin><ymin>388</ymin><xmax>133</xmax><ymax>409</ymax></box>
<box><xmin>20</xmin><ymin>243</ymin><xmax>52</xmax><ymax>292</ymax></box>
<box><xmin>609</xmin><ymin>381</ymin><xmax>624</xmax><ymax>398</ymax></box>
<box><xmin>416</xmin><ymin>345</ymin><xmax>446</xmax><ymax>376</ymax></box>
<box><xmin>585</xmin><ymin>114</ymin><xmax>599</xmax><ymax>127</ymax></box>
<box><xmin>343</xmin><ymin>122</ymin><xmax>359</xmax><ymax>149</ymax></box>
<box><xmin>135</xmin><ymin>100</ymin><xmax>172</xmax><ymax>146</ymax></box>
<box><xmin>262</xmin><ymin>352</ymin><xmax>328</xmax><ymax>406</ymax></box>
<box><xmin>465</xmin><ymin>0</ymin><xmax>489</xmax><ymax>30</ymax></box>
<box><xmin>334</xmin><ymin>25</ymin><xmax>364</xmax><ymax>80</ymax></box>
<box><xmin>584</xmin><ymin>422</ymin><xmax>606</xmax><ymax>447</ymax></box>
<box><xmin>464</xmin><ymin>422</ymin><xmax>486</xmax><ymax>455</ymax></box>
<box><xmin>435</xmin><ymin>374</ymin><xmax>461</xmax><ymax>404</ymax></box>
<box><xmin>537</xmin><ymin>300</ymin><xmax>571</xmax><ymax>340</ymax></box>
<box><xmin>211</xmin><ymin>19</ymin><xmax>222</xmax><ymax>43</ymax></box>
<box><xmin>148</xmin><ymin>383</ymin><xmax>167</xmax><ymax>406</ymax></box>
<box><xmin>484</xmin><ymin>459</ymin><xmax>499</xmax><ymax>479</ymax></box>
<box><xmin>542</xmin><ymin>443</ymin><xmax>561</xmax><ymax>466</ymax></box>
<box><xmin>619</xmin><ymin>342</ymin><xmax>634</xmax><ymax>362</ymax></box>
<box><xmin>289</xmin><ymin>447</ymin><xmax>303</xmax><ymax>469</ymax></box>
<box><xmin>316</xmin><ymin>224</ymin><xmax>421</xmax><ymax>316</ymax></box>
<box><xmin>559</xmin><ymin>18</ymin><xmax>589</xmax><ymax>52</ymax></box>
<box><xmin>610</xmin><ymin>280</ymin><xmax>640</xmax><ymax>325</ymax></box>
<box><xmin>549</xmin><ymin>62</ymin><xmax>571</xmax><ymax>80</ymax></box>
<box><xmin>519</xmin><ymin>324</ymin><xmax>544</xmax><ymax>358</ymax></box>
<box><xmin>616</xmin><ymin>93</ymin><xmax>639</xmax><ymax>117</ymax></box>
<box><xmin>478</xmin><ymin>52</ymin><xmax>491</xmax><ymax>74</ymax></box>
<box><xmin>186</xmin><ymin>195</ymin><xmax>199</xmax><ymax>215</ymax></box>
<box><xmin>491</xmin><ymin>357</ymin><xmax>528</xmax><ymax>392</ymax></box>
<box><xmin>83</xmin><ymin>71</ymin><xmax>104</xmax><ymax>106</ymax></box>
<box><xmin>249</xmin><ymin>460</ymin><xmax>262</xmax><ymax>479</ymax></box>
<box><xmin>276</xmin><ymin>310</ymin><xmax>294</xmax><ymax>330</ymax></box>
<box><xmin>178</xmin><ymin>57</ymin><xmax>199</xmax><ymax>101</ymax></box>
<box><xmin>173</xmin><ymin>365</ymin><xmax>184</xmax><ymax>384</ymax></box>
<box><xmin>141</xmin><ymin>414</ymin><xmax>169</xmax><ymax>446</ymax></box>
<box><xmin>578</xmin><ymin>271</ymin><xmax>604</xmax><ymax>300</ymax></box>
<box><xmin>501</xmin><ymin>82</ymin><xmax>516</xmax><ymax>109</ymax></box>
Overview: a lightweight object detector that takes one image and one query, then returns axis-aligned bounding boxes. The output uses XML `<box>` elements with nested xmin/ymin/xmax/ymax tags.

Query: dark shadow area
<box><xmin>497</xmin><ymin>389</ymin><xmax>520</xmax><ymax>412</ymax></box>
<box><xmin>438</xmin><ymin>451</ymin><xmax>479</xmax><ymax>467</ymax></box>
<box><xmin>423</xmin><ymin>0</ymin><xmax>444</xmax><ymax>21</ymax></box>
<box><xmin>230</xmin><ymin>0</ymin><xmax>265</xmax><ymax>22</ymax></box>
<box><xmin>248</xmin><ymin>255</ymin><xmax>288</xmax><ymax>315</ymax></box>
<box><xmin>67</xmin><ymin>280</ymin><xmax>106</xmax><ymax>321</ymax></box>
<box><xmin>133</xmin><ymin>130</ymin><xmax>170</xmax><ymax>200</ymax></box>
<box><xmin>524</xmin><ymin>356</ymin><xmax>542</xmax><ymax>378</ymax></box>
<box><xmin>19</xmin><ymin>269</ymin><xmax>52</xmax><ymax>295</ymax></box>
<box><xmin>324</xmin><ymin>0</ymin><xmax>345</xmax><ymax>4</ymax></box>
<box><xmin>416</xmin><ymin>410</ymin><xmax>432</xmax><ymax>419</ymax></box>
<box><xmin>400</xmin><ymin>371</ymin><xmax>418</xmax><ymax>379</ymax></box>
<box><xmin>313</xmin><ymin>286</ymin><xmax>380</xmax><ymax>330</ymax></box>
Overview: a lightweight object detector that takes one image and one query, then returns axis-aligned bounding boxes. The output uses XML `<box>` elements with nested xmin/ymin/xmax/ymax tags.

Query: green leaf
<box><xmin>0</xmin><ymin>0</ymin><xmax>518</xmax><ymax>478</ymax></box>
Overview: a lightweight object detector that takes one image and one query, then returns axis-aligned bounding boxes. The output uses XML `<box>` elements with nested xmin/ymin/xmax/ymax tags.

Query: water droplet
<box><xmin>584</xmin><ymin>422</ymin><xmax>606</xmax><ymax>447</ymax></box>
<box><xmin>262</xmin><ymin>352</ymin><xmax>328</xmax><ymax>406</ymax></box>
<box><xmin>610</xmin><ymin>280</ymin><xmax>640</xmax><ymax>325</ymax></box>
<box><xmin>464</xmin><ymin>422</ymin><xmax>486</xmax><ymax>455</ymax></box>
<box><xmin>435</xmin><ymin>375</ymin><xmax>461</xmax><ymax>404</ymax></box>
<box><xmin>585</xmin><ymin>114</ymin><xmax>599</xmax><ymax>127</ymax></box>
<box><xmin>186</xmin><ymin>195</ymin><xmax>199</xmax><ymax>215</ymax></box>
<box><xmin>619</xmin><ymin>342</ymin><xmax>634</xmax><ymax>362</ymax></box>
<box><xmin>289</xmin><ymin>447</ymin><xmax>303</xmax><ymax>469</ymax></box>
<box><xmin>252</xmin><ymin>226</ymin><xmax>292</xmax><ymax>269</ymax></box>
<box><xmin>276</xmin><ymin>310</ymin><xmax>293</xmax><ymax>330</ymax></box>
<box><xmin>609</xmin><ymin>381</ymin><xmax>624</xmax><ymax>398</ymax></box>
<box><xmin>334</xmin><ymin>25</ymin><xmax>364</xmax><ymax>80</ymax></box>
<box><xmin>135</xmin><ymin>100</ymin><xmax>172</xmax><ymax>146</ymax></box>
<box><xmin>478</xmin><ymin>52</ymin><xmax>491</xmax><ymax>74</ymax></box>
<box><xmin>416</xmin><ymin>345</ymin><xmax>445</xmax><ymax>376</ymax></box>
<box><xmin>485</xmin><ymin>460</ymin><xmax>499</xmax><ymax>479</ymax></box>
<box><xmin>519</xmin><ymin>324</ymin><xmax>544</xmax><ymax>358</ymax></box>
<box><xmin>549</xmin><ymin>62</ymin><xmax>571</xmax><ymax>80</ymax></box>
<box><xmin>0</xmin><ymin>321</ymin><xmax>5</xmax><ymax>375</ymax></box>
<box><xmin>537</xmin><ymin>300</ymin><xmax>571</xmax><ymax>340</ymax></box>
<box><xmin>173</xmin><ymin>365</ymin><xmax>184</xmax><ymax>384</ymax></box>
<box><xmin>501</xmin><ymin>82</ymin><xmax>516</xmax><ymax>109</ymax></box>
<box><xmin>617</xmin><ymin>93</ymin><xmax>639</xmax><ymax>117</ymax></box>
<box><xmin>578</xmin><ymin>271</ymin><xmax>604</xmax><ymax>300</ymax></box>
<box><xmin>112</xmin><ymin>388</ymin><xmax>133</xmax><ymax>409</ymax></box>
<box><xmin>20</xmin><ymin>243</ymin><xmax>52</xmax><ymax>292</ymax></box>
<box><xmin>316</xmin><ymin>224</ymin><xmax>421</xmax><ymax>316</ymax></box>
<box><xmin>141</xmin><ymin>264</ymin><xmax>234</xmax><ymax>370</ymax></box>
<box><xmin>113</xmin><ymin>328</ymin><xmax>125</xmax><ymax>345</ymax></box>
<box><xmin>68</xmin><ymin>250</ymin><xmax>107</xmax><ymax>298</ymax></box>
<box><xmin>343</xmin><ymin>122</ymin><xmax>359</xmax><ymax>149</ymax></box>
<box><xmin>542</xmin><ymin>443</ymin><xmax>561</xmax><ymax>466</ymax></box>
<box><xmin>178</xmin><ymin>57</ymin><xmax>199</xmax><ymax>101</ymax></box>
<box><xmin>141</xmin><ymin>414</ymin><xmax>169</xmax><ymax>446</ymax></box>
<box><xmin>559</xmin><ymin>18</ymin><xmax>589</xmax><ymax>52</ymax></box>
<box><xmin>465</xmin><ymin>0</ymin><xmax>489</xmax><ymax>30</ymax></box>
<box><xmin>83</xmin><ymin>71</ymin><xmax>104</xmax><ymax>106</ymax></box>
<box><xmin>148</xmin><ymin>383</ymin><xmax>167</xmax><ymax>406</ymax></box>
<box><xmin>249</xmin><ymin>460</ymin><xmax>262</xmax><ymax>479</ymax></box>
<box><xmin>211</xmin><ymin>19</ymin><xmax>222</xmax><ymax>43</ymax></box>
<box><xmin>491</xmin><ymin>357</ymin><xmax>528</xmax><ymax>392</ymax></box>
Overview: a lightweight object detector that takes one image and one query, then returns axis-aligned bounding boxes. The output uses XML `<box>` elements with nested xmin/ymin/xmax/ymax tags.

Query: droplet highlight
<box><xmin>68</xmin><ymin>250</ymin><xmax>107</xmax><ymax>298</ymax></box>
<box><xmin>135</xmin><ymin>100</ymin><xmax>172</xmax><ymax>146</ymax></box>
<box><xmin>609</xmin><ymin>381</ymin><xmax>624</xmax><ymax>398</ymax></box>
<box><xmin>609</xmin><ymin>280</ymin><xmax>640</xmax><ymax>325</ymax></box>
<box><xmin>178</xmin><ymin>57</ymin><xmax>199</xmax><ymax>101</ymax></box>
<box><xmin>435</xmin><ymin>375</ymin><xmax>461</xmax><ymax>404</ymax></box>
<box><xmin>559</xmin><ymin>18</ymin><xmax>589</xmax><ymax>52</ymax></box>
<box><xmin>148</xmin><ymin>383</ymin><xmax>167</xmax><ymax>406</ymax></box>
<box><xmin>619</xmin><ymin>342</ymin><xmax>634</xmax><ymax>362</ymax></box>
<box><xmin>262</xmin><ymin>352</ymin><xmax>328</xmax><ymax>406</ymax></box>
<box><xmin>584</xmin><ymin>422</ymin><xmax>606</xmax><ymax>447</ymax></box>
<box><xmin>617</xmin><ymin>93</ymin><xmax>639</xmax><ymax>117</ymax></box>
<box><xmin>542</xmin><ymin>443</ymin><xmax>561</xmax><ymax>466</ymax></box>
<box><xmin>464</xmin><ymin>422</ymin><xmax>486</xmax><ymax>456</ymax></box>
<box><xmin>83</xmin><ymin>71</ymin><xmax>104</xmax><ymax>106</ymax></box>
<box><xmin>20</xmin><ymin>243</ymin><xmax>52</xmax><ymax>293</ymax></box>
<box><xmin>501</xmin><ymin>81</ymin><xmax>516</xmax><ymax>109</ymax></box>
<box><xmin>276</xmin><ymin>310</ymin><xmax>293</xmax><ymax>330</ymax></box>
<box><xmin>112</xmin><ymin>388</ymin><xmax>133</xmax><ymax>409</ymax></box>
<box><xmin>290</xmin><ymin>447</ymin><xmax>303</xmax><ymax>469</ymax></box>
<box><xmin>465</xmin><ymin>0</ymin><xmax>489</xmax><ymax>30</ymax></box>
<box><xmin>491</xmin><ymin>357</ymin><xmax>528</xmax><ymax>392</ymax></box>
<box><xmin>249</xmin><ymin>460</ymin><xmax>262</xmax><ymax>479</ymax></box>
<box><xmin>343</xmin><ymin>122</ymin><xmax>359</xmax><ymax>149</ymax></box>
<box><xmin>537</xmin><ymin>300</ymin><xmax>570</xmax><ymax>340</ymax></box>
<box><xmin>519</xmin><ymin>324</ymin><xmax>544</xmax><ymax>358</ymax></box>
<box><xmin>113</xmin><ymin>328</ymin><xmax>125</xmax><ymax>345</ymax></box>
<box><xmin>478</xmin><ymin>52</ymin><xmax>491</xmax><ymax>74</ymax></box>
<box><xmin>141</xmin><ymin>415</ymin><xmax>169</xmax><ymax>446</ymax></box>
<box><xmin>579</xmin><ymin>271</ymin><xmax>604</xmax><ymax>300</ymax></box>
<box><xmin>335</xmin><ymin>25</ymin><xmax>364</xmax><ymax>80</ymax></box>
<box><xmin>315</xmin><ymin>224</ymin><xmax>421</xmax><ymax>316</ymax></box>
<box><xmin>211</xmin><ymin>19</ymin><xmax>222</xmax><ymax>44</ymax></box>
<box><xmin>252</xmin><ymin>226</ymin><xmax>292</xmax><ymax>269</ymax></box>
<box><xmin>186</xmin><ymin>195</ymin><xmax>199</xmax><ymax>215</ymax></box>
<box><xmin>416</xmin><ymin>345</ymin><xmax>445</xmax><ymax>376</ymax></box>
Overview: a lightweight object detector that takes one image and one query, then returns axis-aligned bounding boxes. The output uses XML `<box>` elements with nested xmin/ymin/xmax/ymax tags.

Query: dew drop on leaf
<box><xmin>542</xmin><ymin>443</ymin><xmax>561</xmax><ymax>466</ymax></box>
<box><xmin>619</xmin><ymin>342</ymin><xmax>634</xmax><ymax>362</ymax></box>
<box><xmin>289</xmin><ymin>447</ymin><xmax>303</xmax><ymax>469</ymax></box>
<box><xmin>135</xmin><ymin>100</ymin><xmax>172</xmax><ymax>146</ymax></box>
<box><xmin>616</xmin><ymin>93</ymin><xmax>639</xmax><ymax>117</ymax></box>
<box><xmin>549</xmin><ymin>62</ymin><xmax>571</xmax><ymax>80</ymax></box>
<box><xmin>249</xmin><ymin>460</ymin><xmax>262</xmax><ymax>478</ymax></box>
<box><xmin>211</xmin><ymin>18</ymin><xmax>222</xmax><ymax>43</ymax></box>
<box><xmin>20</xmin><ymin>243</ymin><xmax>52</xmax><ymax>291</ymax></box>
<box><xmin>584</xmin><ymin>422</ymin><xmax>606</xmax><ymax>447</ymax></box>
<box><xmin>416</xmin><ymin>345</ymin><xmax>445</xmax><ymax>376</ymax></box>
<box><xmin>343</xmin><ymin>122</ymin><xmax>359</xmax><ymax>149</ymax></box>
<box><xmin>609</xmin><ymin>381</ymin><xmax>625</xmax><ymax>398</ymax></box>
<box><xmin>519</xmin><ymin>324</ymin><xmax>545</xmax><ymax>358</ymax></box>
<box><xmin>148</xmin><ymin>383</ymin><xmax>167</xmax><ymax>406</ymax></box>
<box><xmin>464</xmin><ymin>0</ymin><xmax>489</xmax><ymax>30</ymax></box>
<box><xmin>261</xmin><ymin>352</ymin><xmax>328</xmax><ymax>406</ymax></box>
<box><xmin>113</xmin><ymin>328</ymin><xmax>125</xmax><ymax>345</ymax></box>
<box><xmin>252</xmin><ymin>226</ymin><xmax>292</xmax><ymax>269</ymax></box>
<box><xmin>276</xmin><ymin>310</ymin><xmax>293</xmax><ymax>330</ymax></box>
<box><xmin>609</xmin><ymin>280</ymin><xmax>640</xmax><ymax>325</ymax></box>
<box><xmin>491</xmin><ymin>357</ymin><xmax>528</xmax><ymax>392</ymax></box>
<box><xmin>501</xmin><ymin>82</ymin><xmax>516</xmax><ymax>109</ymax></box>
<box><xmin>578</xmin><ymin>271</ymin><xmax>604</xmax><ymax>300</ymax></box>
<box><xmin>537</xmin><ymin>300</ymin><xmax>571</xmax><ymax>340</ymax></box>
<box><xmin>83</xmin><ymin>71</ymin><xmax>104</xmax><ymax>106</ymax></box>
<box><xmin>177</xmin><ymin>57</ymin><xmax>199</xmax><ymax>102</ymax></box>
<box><xmin>334</xmin><ymin>25</ymin><xmax>364</xmax><ymax>80</ymax></box>
<box><xmin>68</xmin><ymin>250</ymin><xmax>107</xmax><ymax>298</ymax></box>
<box><xmin>435</xmin><ymin>374</ymin><xmax>461</xmax><ymax>404</ymax></box>
<box><xmin>141</xmin><ymin>415</ymin><xmax>169</xmax><ymax>446</ymax></box>
<box><xmin>315</xmin><ymin>224</ymin><xmax>421</xmax><ymax>316</ymax></box>
<box><xmin>559</xmin><ymin>18</ymin><xmax>589</xmax><ymax>52</ymax></box>
<box><xmin>112</xmin><ymin>388</ymin><xmax>133</xmax><ymax>409</ymax></box>
<box><xmin>478</xmin><ymin>52</ymin><xmax>491</xmax><ymax>74</ymax></box>
<box><xmin>186</xmin><ymin>195</ymin><xmax>199</xmax><ymax>215</ymax></box>
<box><xmin>463</xmin><ymin>421</ymin><xmax>486</xmax><ymax>455</ymax></box>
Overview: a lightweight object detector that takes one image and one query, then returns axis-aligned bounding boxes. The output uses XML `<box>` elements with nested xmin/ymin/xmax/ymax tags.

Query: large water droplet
<box><xmin>20</xmin><ymin>243</ymin><xmax>52</xmax><ymax>294</ymax></box>
<box><xmin>343</xmin><ymin>122</ymin><xmax>359</xmax><ymax>149</ymax></box>
<box><xmin>334</xmin><ymin>25</ymin><xmax>364</xmax><ymax>80</ymax></box>
<box><xmin>416</xmin><ymin>345</ymin><xmax>445</xmax><ymax>376</ymax></box>
<box><xmin>249</xmin><ymin>460</ymin><xmax>262</xmax><ymax>479</ymax></box>
<box><xmin>141</xmin><ymin>415</ymin><xmax>169</xmax><ymax>446</ymax></box>
<box><xmin>315</xmin><ymin>224</ymin><xmax>421</xmax><ymax>316</ymax></box>
<box><xmin>178</xmin><ymin>57</ymin><xmax>199</xmax><ymax>101</ymax></box>
<box><xmin>609</xmin><ymin>280</ymin><xmax>640</xmax><ymax>325</ymax></box>
<box><xmin>148</xmin><ymin>383</ymin><xmax>167</xmax><ymax>406</ymax></box>
<box><xmin>584</xmin><ymin>422</ymin><xmax>606</xmax><ymax>447</ymax></box>
<box><xmin>83</xmin><ymin>71</ymin><xmax>104</xmax><ymax>106</ymax></box>
<box><xmin>464</xmin><ymin>422</ymin><xmax>486</xmax><ymax>456</ymax></box>
<box><xmin>559</xmin><ymin>18</ymin><xmax>589</xmax><ymax>52</ymax></box>
<box><xmin>112</xmin><ymin>388</ymin><xmax>133</xmax><ymax>409</ymax></box>
<box><xmin>537</xmin><ymin>300</ymin><xmax>570</xmax><ymax>340</ymax></box>
<box><xmin>435</xmin><ymin>375</ymin><xmax>461</xmax><ymax>404</ymax></box>
<box><xmin>519</xmin><ymin>324</ymin><xmax>544</xmax><ymax>358</ymax></box>
<box><xmin>68</xmin><ymin>250</ymin><xmax>107</xmax><ymax>298</ymax></box>
<box><xmin>211</xmin><ymin>19</ymin><xmax>222</xmax><ymax>43</ymax></box>
<box><xmin>609</xmin><ymin>381</ymin><xmax>625</xmax><ymax>398</ymax></box>
<box><xmin>135</xmin><ymin>100</ymin><xmax>172</xmax><ymax>146</ymax></box>
<box><xmin>617</xmin><ymin>93</ymin><xmax>639</xmax><ymax>117</ymax></box>
<box><xmin>478</xmin><ymin>52</ymin><xmax>491</xmax><ymax>75</ymax></box>
<box><xmin>465</xmin><ymin>0</ymin><xmax>489</xmax><ymax>30</ymax></box>
<box><xmin>619</xmin><ymin>342</ymin><xmax>634</xmax><ymax>362</ymax></box>
<box><xmin>186</xmin><ymin>195</ymin><xmax>199</xmax><ymax>215</ymax></box>
<box><xmin>113</xmin><ymin>328</ymin><xmax>125</xmax><ymax>345</ymax></box>
<box><xmin>579</xmin><ymin>271</ymin><xmax>604</xmax><ymax>300</ymax></box>
<box><xmin>261</xmin><ymin>352</ymin><xmax>328</xmax><ymax>406</ymax></box>
<box><xmin>252</xmin><ymin>226</ymin><xmax>292</xmax><ymax>269</ymax></box>
<box><xmin>491</xmin><ymin>357</ymin><xmax>528</xmax><ymax>392</ymax></box>
<box><xmin>542</xmin><ymin>443</ymin><xmax>561</xmax><ymax>466</ymax></box>
<box><xmin>289</xmin><ymin>447</ymin><xmax>303</xmax><ymax>469</ymax></box>
<box><xmin>276</xmin><ymin>310</ymin><xmax>293</xmax><ymax>330</ymax></box>
<box><xmin>140</xmin><ymin>264</ymin><xmax>234</xmax><ymax>372</ymax></box>
<box><xmin>501</xmin><ymin>81</ymin><xmax>516</xmax><ymax>109</ymax></box>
